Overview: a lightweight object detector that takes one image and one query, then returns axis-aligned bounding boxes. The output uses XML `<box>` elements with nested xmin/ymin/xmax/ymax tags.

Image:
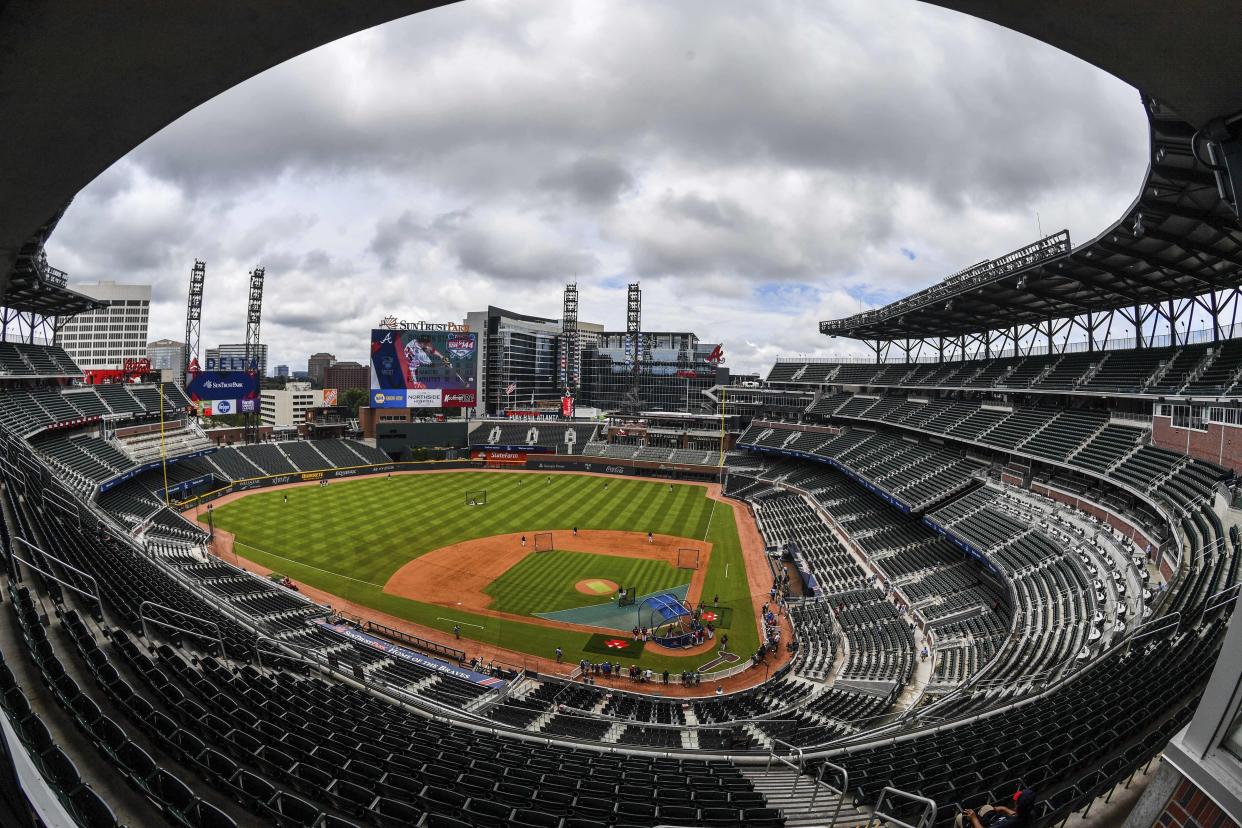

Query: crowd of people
<box><xmin>576</xmin><ymin>659</ymin><xmax>704</xmax><ymax>687</ymax></box>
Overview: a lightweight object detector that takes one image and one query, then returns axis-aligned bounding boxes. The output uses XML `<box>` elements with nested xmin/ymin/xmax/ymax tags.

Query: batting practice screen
<box><xmin>369</xmin><ymin>328</ymin><xmax>478</xmax><ymax>408</ymax></box>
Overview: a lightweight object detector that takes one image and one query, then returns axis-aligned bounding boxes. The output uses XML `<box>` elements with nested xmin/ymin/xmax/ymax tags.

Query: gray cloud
<box><xmin>539</xmin><ymin>156</ymin><xmax>635</xmax><ymax>206</ymax></box>
<box><xmin>45</xmin><ymin>0</ymin><xmax>1148</xmax><ymax>374</ymax></box>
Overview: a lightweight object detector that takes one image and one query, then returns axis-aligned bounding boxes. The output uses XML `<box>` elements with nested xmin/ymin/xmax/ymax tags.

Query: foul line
<box><xmin>703</xmin><ymin>496</ymin><xmax>718</xmax><ymax>542</ymax></box>
<box><xmin>232</xmin><ymin>542</ymin><xmax>385</xmax><ymax>588</ymax></box>
<box><xmin>437</xmin><ymin>617</ymin><xmax>485</xmax><ymax>629</ymax></box>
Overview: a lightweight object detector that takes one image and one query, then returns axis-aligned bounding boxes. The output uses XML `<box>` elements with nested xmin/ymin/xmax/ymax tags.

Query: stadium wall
<box><xmin>1144</xmin><ymin>774</ymin><xmax>1237</xmax><ymax>828</ymax></box>
<box><xmin>523</xmin><ymin>454</ymin><xmax>720</xmax><ymax>481</ymax></box>
<box><xmin>1152</xmin><ymin>414</ymin><xmax>1242</xmax><ymax>472</ymax></box>
<box><xmin>371</xmin><ymin>420</ymin><xmax>470</xmax><ymax>453</ymax></box>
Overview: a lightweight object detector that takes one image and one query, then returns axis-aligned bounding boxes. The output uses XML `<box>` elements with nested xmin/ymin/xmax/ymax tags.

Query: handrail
<box><xmin>1203</xmin><ymin>582</ymin><xmax>1240</xmax><ymax>615</ymax></box>
<box><xmin>766</xmin><ymin>736</ymin><xmax>805</xmax><ymax>784</ymax></box>
<box><xmin>138</xmin><ymin>600</ymin><xmax>225</xmax><ymax>657</ymax></box>
<box><xmin>253</xmin><ymin>632</ymin><xmax>330</xmax><ymax>674</ymax></box>
<box><xmin>810</xmin><ymin>759</ymin><xmax>848</xmax><ymax>823</ymax></box>
<box><xmin>12</xmin><ymin>536</ymin><xmax>101</xmax><ymax>605</ymax></box>
<box><xmin>1128</xmin><ymin>612</ymin><xmax>1181</xmax><ymax>647</ymax></box>
<box><xmin>874</xmin><ymin>785</ymin><xmax>938</xmax><ymax>828</ymax></box>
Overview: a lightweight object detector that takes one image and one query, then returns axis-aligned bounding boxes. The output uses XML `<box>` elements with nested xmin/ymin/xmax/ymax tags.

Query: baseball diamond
<box><xmin>199</xmin><ymin>470</ymin><xmax>765</xmax><ymax>673</ymax></box>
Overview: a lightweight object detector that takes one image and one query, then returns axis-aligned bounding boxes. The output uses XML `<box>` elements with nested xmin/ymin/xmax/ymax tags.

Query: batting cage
<box><xmin>676</xmin><ymin>547</ymin><xmax>701</xmax><ymax>570</ymax></box>
<box><xmin>534</xmin><ymin>531</ymin><xmax>554</xmax><ymax>552</ymax></box>
<box><xmin>465</xmin><ymin>490</ymin><xmax>487</xmax><ymax>507</ymax></box>
<box><xmin>639</xmin><ymin>593</ymin><xmax>690</xmax><ymax>631</ymax></box>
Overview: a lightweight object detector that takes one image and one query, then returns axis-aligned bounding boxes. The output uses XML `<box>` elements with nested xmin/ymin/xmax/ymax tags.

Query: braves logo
<box><xmin>604</xmin><ymin>639</ymin><xmax>629</xmax><ymax>649</ymax></box>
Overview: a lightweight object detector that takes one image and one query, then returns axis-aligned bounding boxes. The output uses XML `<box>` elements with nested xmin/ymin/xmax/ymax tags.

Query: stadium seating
<box><xmin>0</xmin><ymin>339</ymin><xmax>1235</xmax><ymax>828</ymax></box>
<box><xmin>471</xmin><ymin>419</ymin><xmax>599</xmax><ymax>454</ymax></box>
<box><xmin>769</xmin><ymin>340</ymin><xmax>1242</xmax><ymax>398</ymax></box>
<box><xmin>0</xmin><ymin>342</ymin><xmax>82</xmax><ymax>377</ymax></box>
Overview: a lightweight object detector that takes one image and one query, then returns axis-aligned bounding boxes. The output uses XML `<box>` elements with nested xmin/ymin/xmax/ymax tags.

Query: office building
<box><xmin>146</xmin><ymin>339</ymin><xmax>186</xmax><ymax>385</ymax></box>
<box><xmin>260</xmin><ymin>381</ymin><xmax>324</xmax><ymax>429</ymax></box>
<box><xmin>579</xmin><ymin>331</ymin><xmax>724</xmax><ymax>412</ymax></box>
<box><xmin>208</xmin><ymin>343</ymin><xmax>268</xmax><ymax>378</ymax></box>
<box><xmin>308</xmin><ymin>352</ymin><xmax>336</xmax><ymax>385</ymax></box>
<box><xmin>57</xmin><ymin>281</ymin><xmax>151</xmax><ymax>369</ymax></box>
<box><xmin>323</xmin><ymin>360</ymin><xmax>368</xmax><ymax>392</ymax></box>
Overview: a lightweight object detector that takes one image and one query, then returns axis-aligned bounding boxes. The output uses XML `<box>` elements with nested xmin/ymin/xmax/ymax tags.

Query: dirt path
<box><xmin>191</xmin><ymin>468</ymin><xmax>794</xmax><ymax>695</ymax></box>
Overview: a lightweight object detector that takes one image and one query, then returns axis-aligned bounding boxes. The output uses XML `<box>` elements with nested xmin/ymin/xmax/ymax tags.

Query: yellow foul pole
<box><xmin>159</xmin><ymin>384</ymin><xmax>169</xmax><ymax>505</ymax></box>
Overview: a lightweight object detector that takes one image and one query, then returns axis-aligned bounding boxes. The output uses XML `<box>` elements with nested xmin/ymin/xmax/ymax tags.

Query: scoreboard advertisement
<box><xmin>186</xmin><ymin>369</ymin><xmax>259</xmax><ymax>415</ymax></box>
<box><xmin>369</xmin><ymin>328</ymin><xmax>478</xmax><ymax>408</ymax></box>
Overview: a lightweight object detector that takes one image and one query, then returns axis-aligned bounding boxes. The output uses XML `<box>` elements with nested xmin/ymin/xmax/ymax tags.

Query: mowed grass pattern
<box><xmin>203</xmin><ymin>472</ymin><xmax>757</xmax><ymax>673</ymax></box>
<box><xmin>483</xmin><ymin>549</ymin><xmax>685</xmax><ymax>616</ymax></box>
<box><xmin>207</xmin><ymin>472</ymin><xmax>713</xmax><ymax>586</ymax></box>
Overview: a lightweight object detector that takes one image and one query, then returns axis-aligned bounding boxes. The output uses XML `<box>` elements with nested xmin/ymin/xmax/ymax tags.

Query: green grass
<box><xmin>204</xmin><ymin>472</ymin><xmax>758</xmax><ymax>672</ymax></box>
<box><xmin>483</xmin><ymin>549</ymin><xmax>685</xmax><ymax>616</ymax></box>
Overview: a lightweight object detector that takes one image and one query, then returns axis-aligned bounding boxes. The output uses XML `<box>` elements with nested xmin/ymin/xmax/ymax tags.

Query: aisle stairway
<box><xmin>741</xmin><ymin>765</ymin><xmax>871</xmax><ymax>828</ymax></box>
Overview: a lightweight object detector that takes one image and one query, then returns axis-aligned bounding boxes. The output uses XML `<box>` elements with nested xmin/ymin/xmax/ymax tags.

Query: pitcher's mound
<box><xmin>575</xmin><ymin>578</ymin><xmax>619</xmax><ymax>596</ymax></box>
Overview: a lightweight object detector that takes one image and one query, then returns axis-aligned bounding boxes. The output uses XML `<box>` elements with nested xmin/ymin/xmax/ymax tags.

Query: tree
<box><xmin>342</xmin><ymin>388</ymin><xmax>367</xmax><ymax>414</ymax></box>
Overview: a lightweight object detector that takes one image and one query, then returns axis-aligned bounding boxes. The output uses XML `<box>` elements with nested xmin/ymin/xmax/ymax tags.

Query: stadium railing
<box><xmin>365</xmin><ymin>620</ymin><xmax>467</xmax><ymax>663</ymax></box>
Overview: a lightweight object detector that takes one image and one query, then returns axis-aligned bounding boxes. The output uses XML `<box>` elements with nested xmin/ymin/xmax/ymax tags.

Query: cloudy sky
<box><xmin>47</xmin><ymin>0</ymin><xmax>1149</xmax><ymax>376</ymax></box>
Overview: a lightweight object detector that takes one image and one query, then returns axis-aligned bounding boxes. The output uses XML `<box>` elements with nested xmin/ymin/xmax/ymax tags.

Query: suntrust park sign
<box><xmin>377</xmin><ymin>316</ymin><xmax>470</xmax><ymax>332</ymax></box>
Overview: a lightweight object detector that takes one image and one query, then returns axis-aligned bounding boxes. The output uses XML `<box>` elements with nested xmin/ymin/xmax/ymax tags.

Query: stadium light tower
<box><xmin>183</xmin><ymin>260</ymin><xmax>205</xmax><ymax>388</ymax></box>
<box><xmin>242</xmin><ymin>266</ymin><xmax>264</xmax><ymax>445</ymax></box>
<box><xmin>560</xmin><ymin>282</ymin><xmax>580</xmax><ymax>398</ymax></box>
<box><xmin>626</xmin><ymin>282</ymin><xmax>642</xmax><ymax>410</ymax></box>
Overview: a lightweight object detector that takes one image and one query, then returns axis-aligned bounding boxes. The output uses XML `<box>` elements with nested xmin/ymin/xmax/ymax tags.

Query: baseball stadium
<box><xmin>1</xmin><ymin>3</ymin><xmax>1242</xmax><ymax>828</ymax></box>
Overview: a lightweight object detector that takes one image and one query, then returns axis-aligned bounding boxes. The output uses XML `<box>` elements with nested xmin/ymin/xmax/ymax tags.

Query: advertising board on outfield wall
<box><xmin>369</xmin><ymin>328</ymin><xmax>478</xmax><ymax>408</ymax></box>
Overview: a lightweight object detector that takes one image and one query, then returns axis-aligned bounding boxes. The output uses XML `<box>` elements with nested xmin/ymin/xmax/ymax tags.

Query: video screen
<box><xmin>369</xmin><ymin>329</ymin><xmax>478</xmax><ymax>408</ymax></box>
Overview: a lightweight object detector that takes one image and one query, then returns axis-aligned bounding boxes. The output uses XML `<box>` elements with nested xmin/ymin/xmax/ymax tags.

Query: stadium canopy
<box><xmin>4</xmin><ymin>207</ymin><xmax>102</xmax><ymax>319</ymax></box>
<box><xmin>821</xmin><ymin>105</ymin><xmax>1242</xmax><ymax>342</ymax></box>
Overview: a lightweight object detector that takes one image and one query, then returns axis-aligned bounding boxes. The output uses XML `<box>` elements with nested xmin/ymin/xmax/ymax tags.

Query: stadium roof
<box><xmin>0</xmin><ymin>1</ymin><xmax>453</xmax><ymax>304</ymax></box>
<box><xmin>821</xmin><ymin>104</ymin><xmax>1242</xmax><ymax>340</ymax></box>
<box><xmin>3</xmin><ymin>265</ymin><xmax>103</xmax><ymax>318</ymax></box>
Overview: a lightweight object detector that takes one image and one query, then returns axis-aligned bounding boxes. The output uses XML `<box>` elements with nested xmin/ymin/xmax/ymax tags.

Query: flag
<box><xmin>505</xmin><ymin>382</ymin><xmax>517</xmax><ymax>395</ymax></box>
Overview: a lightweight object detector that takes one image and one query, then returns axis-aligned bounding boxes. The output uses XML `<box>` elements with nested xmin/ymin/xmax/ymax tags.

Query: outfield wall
<box><xmin>524</xmin><ymin>454</ymin><xmax>721</xmax><ymax>482</ymax></box>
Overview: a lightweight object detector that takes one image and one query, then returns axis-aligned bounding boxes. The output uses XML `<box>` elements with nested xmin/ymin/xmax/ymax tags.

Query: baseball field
<box><xmin>198</xmin><ymin>471</ymin><xmax>763</xmax><ymax>673</ymax></box>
